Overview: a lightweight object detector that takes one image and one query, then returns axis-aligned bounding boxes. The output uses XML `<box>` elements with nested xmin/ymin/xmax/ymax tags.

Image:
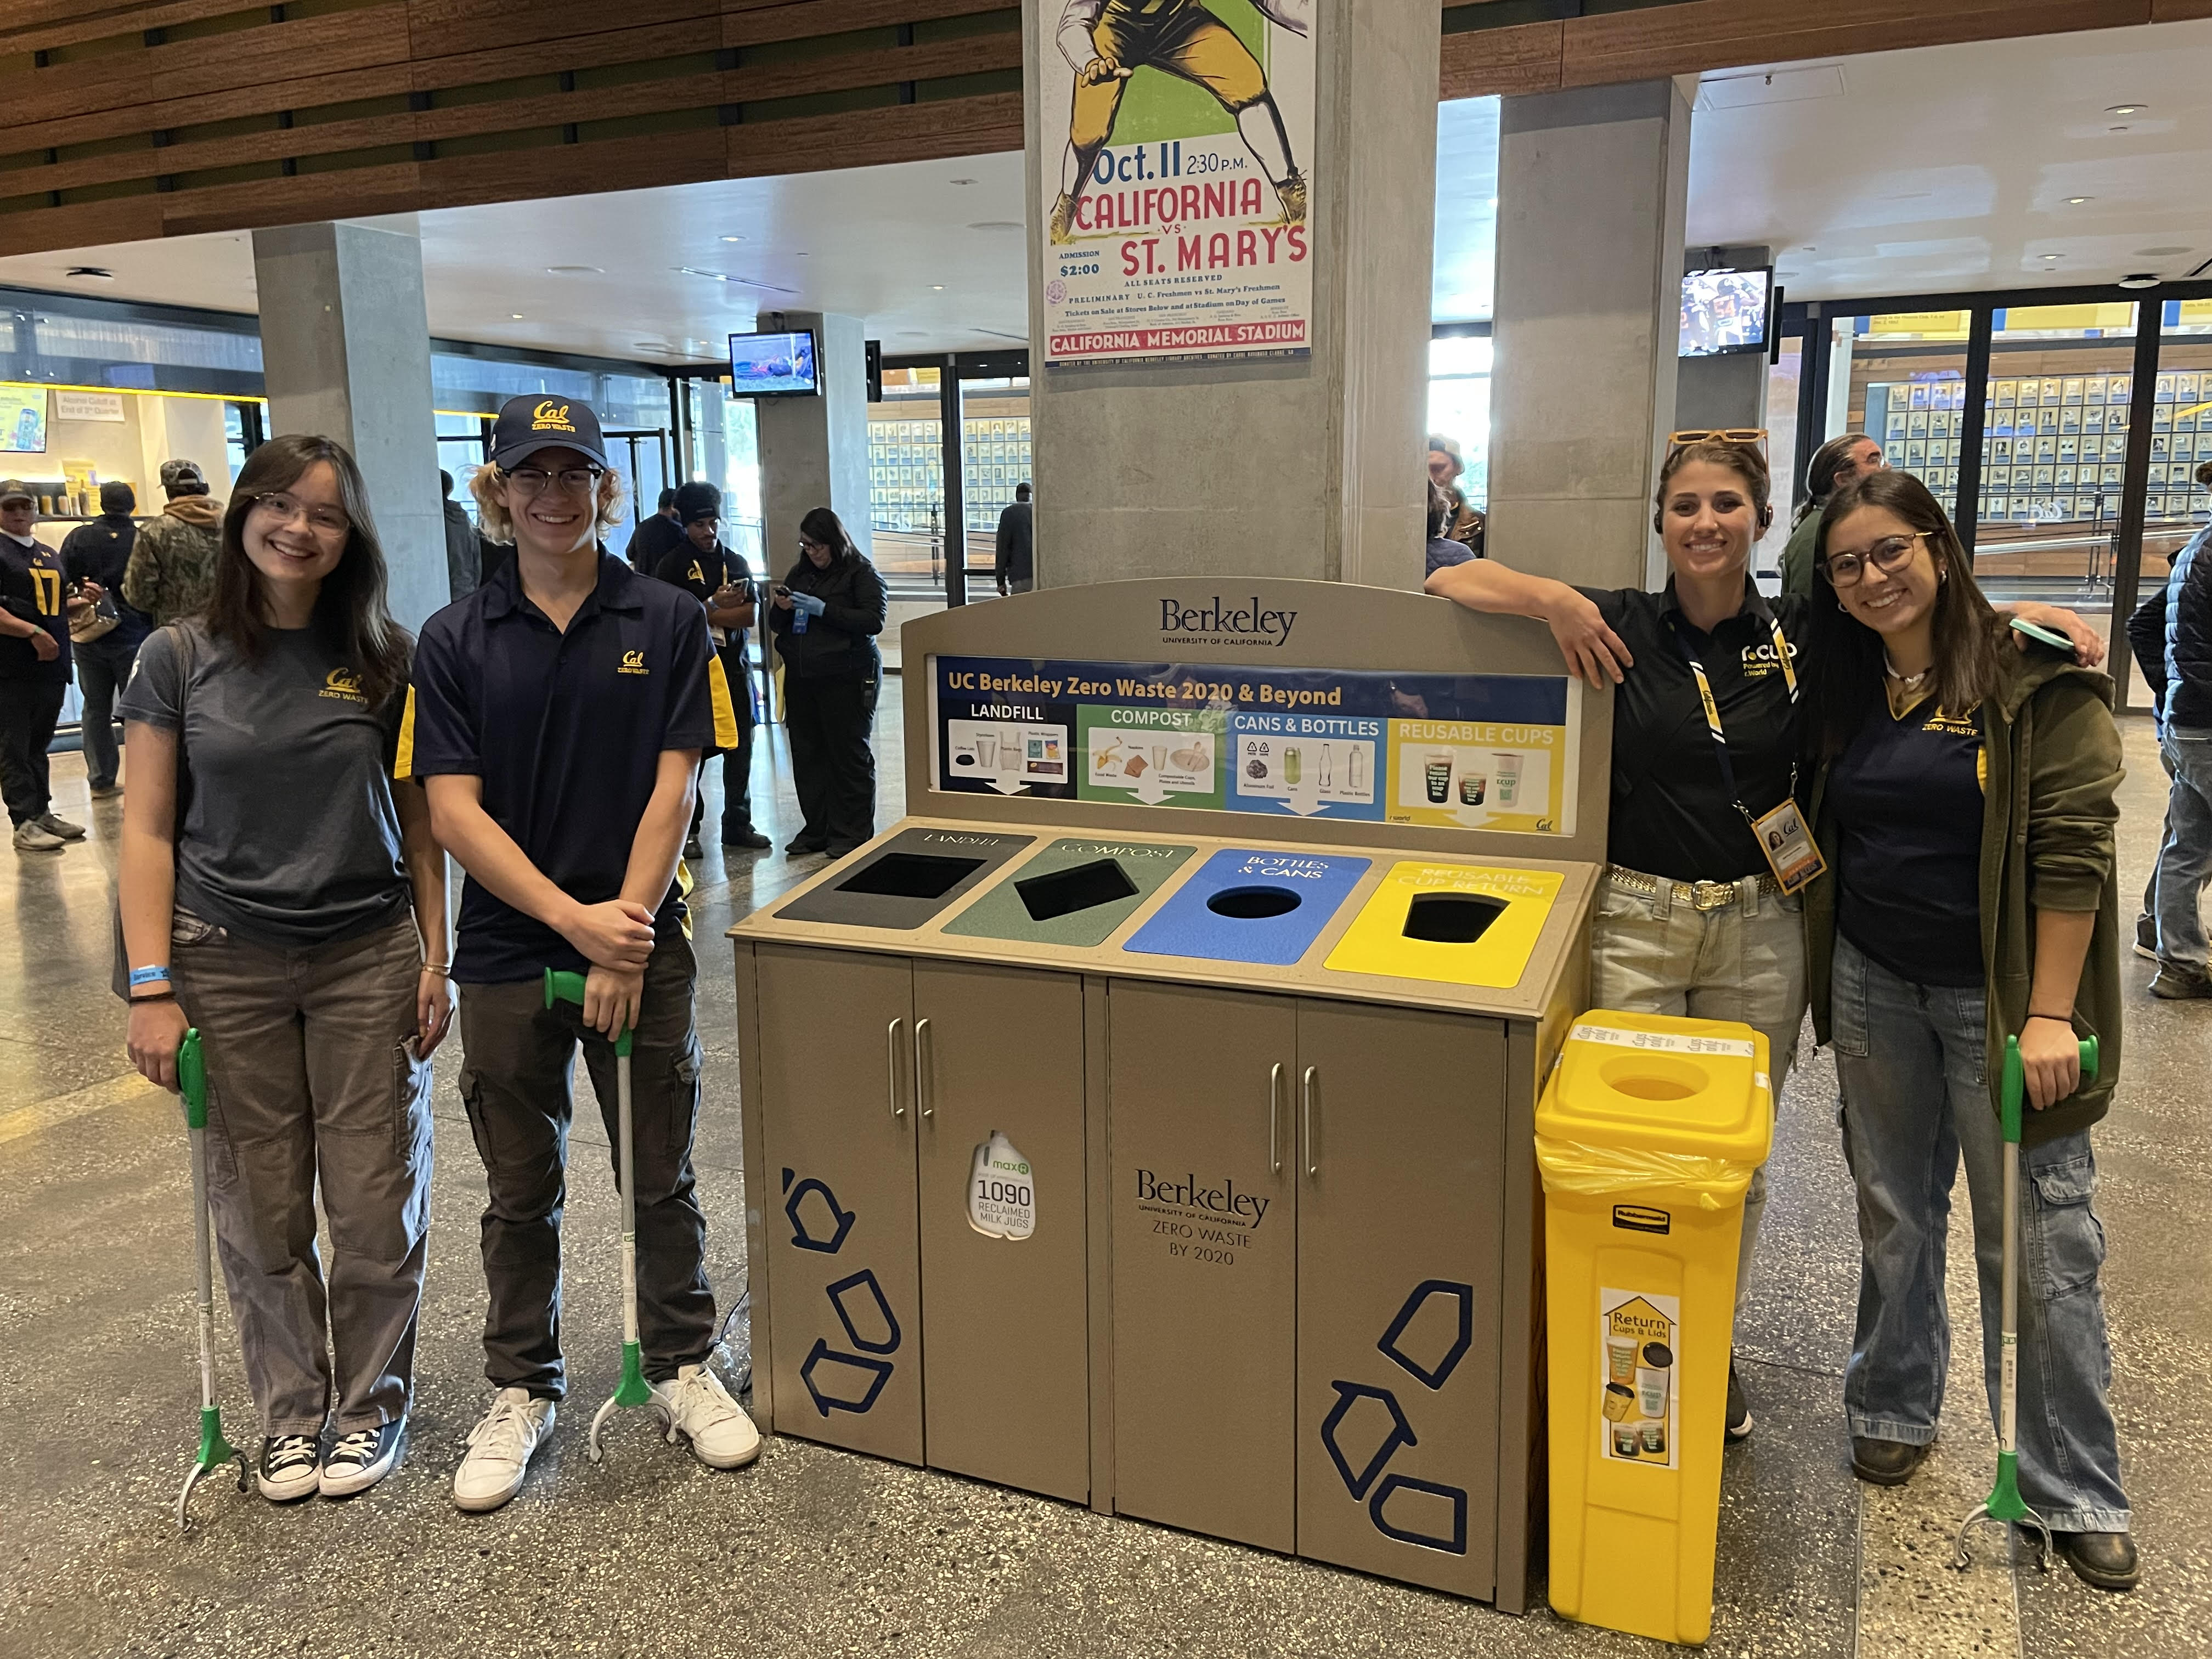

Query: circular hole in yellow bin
<box><xmin>1599</xmin><ymin>1053</ymin><xmax>1706</xmax><ymax>1102</ymax></box>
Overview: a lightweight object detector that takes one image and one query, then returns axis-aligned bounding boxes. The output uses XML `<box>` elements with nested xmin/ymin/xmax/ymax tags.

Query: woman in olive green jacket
<box><xmin>1800</xmin><ymin>468</ymin><xmax>2135</xmax><ymax>1592</ymax></box>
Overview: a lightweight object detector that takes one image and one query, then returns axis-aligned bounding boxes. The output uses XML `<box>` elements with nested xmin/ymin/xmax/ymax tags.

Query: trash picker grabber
<box><xmin>543</xmin><ymin>970</ymin><xmax>654</xmax><ymax>1462</ymax></box>
<box><xmin>174</xmin><ymin>1029</ymin><xmax>249</xmax><ymax>1531</ymax></box>
<box><xmin>1953</xmin><ymin>1030</ymin><xmax>2099</xmax><ymax>1573</ymax></box>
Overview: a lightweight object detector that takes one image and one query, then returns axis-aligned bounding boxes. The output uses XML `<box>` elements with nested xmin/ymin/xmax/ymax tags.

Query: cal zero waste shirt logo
<box><xmin>619</xmin><ymin>649</ymin><xmax>649</xmax><ymax>676</ymax></box>
<box><xmin>1158</xmin><ymin>596</ymin><xmax>1297</xmax><ymax>648</ymax></box>
<box><xmin>318</xmin><ymin>667</ymin><xmax>367</xmax><ymax>704</ymax></box>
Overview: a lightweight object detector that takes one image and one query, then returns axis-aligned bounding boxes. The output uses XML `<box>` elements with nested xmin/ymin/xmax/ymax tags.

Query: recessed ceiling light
<box><xmin>65</xmin><ymin>266</ymin><xmax>114</xmax><ymax>281</ymax></box>
<box><xmin>546</xmin><ymin>264</ymin><xmax>601</xmax><ymax>274</ymax></box>
<box><xmin>2041</xmin><ymin>254</ymin><xmax>2062</xmax><ymax>262</ymax></box>
<box><xmin>2064</xmin><ymin>196</ymin><xmax>2093</xmax><ymax>205</ymax></box>
<box><xmin>719</xmin><ymin>235</ymin><xmax>744</xmax><ymax>243</ymax></box>
<box><xmin>510</xmin><ymin>313</ymin><xmax>524</xmax><ymax>319</ymax></box>
<box><xmin>2106</xmin><ymin>103</ymin><xmax>2146</xmax><ymax>115</ymax></box>
<box><xmin>2118</xmin><ymin>273</ymin><xmax>2162</xmax><ymax>289</ymax></box>
<box><xmin>930</xmin><ymin>285</ymin><xmax>945</xmax><ymax>291</ymax></box>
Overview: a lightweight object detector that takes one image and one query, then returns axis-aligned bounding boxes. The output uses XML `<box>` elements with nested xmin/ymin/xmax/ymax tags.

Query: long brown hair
<box><xmin>207</xmin><ymin>435</ymin><xmax>412</xmax><ymax>710</ymax></box>
<box><xmin>1806</xmin><ymin>469</ymin><xmax>2002</xmax><ymax>757</ymax></box>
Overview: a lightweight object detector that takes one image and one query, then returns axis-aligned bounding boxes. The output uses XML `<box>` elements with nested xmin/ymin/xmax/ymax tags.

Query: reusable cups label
<box><xmin>1598</xmin><ymin>1287</ymin><xmax>1679</xmax><ymax>1470</ymax></box>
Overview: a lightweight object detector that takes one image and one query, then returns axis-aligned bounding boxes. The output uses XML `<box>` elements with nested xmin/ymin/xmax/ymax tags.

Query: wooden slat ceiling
<box><xmin>0</xmin><ymin>0</ymin><xmax>2191</xmax><ymax>257</ymax></box>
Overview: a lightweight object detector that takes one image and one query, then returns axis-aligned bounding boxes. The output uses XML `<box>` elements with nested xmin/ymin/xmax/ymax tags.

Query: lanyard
<box><xmin>1666</xmin><ymin>596</ymin><xmax>1799</xmax><ymax>828</ymax></box>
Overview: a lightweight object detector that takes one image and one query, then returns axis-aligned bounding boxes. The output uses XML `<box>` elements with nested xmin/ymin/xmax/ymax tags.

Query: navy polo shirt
<box><xmin>399</xmin><ymin>551</ymin><xmax>740</xmax><ymax>983</ymax></box>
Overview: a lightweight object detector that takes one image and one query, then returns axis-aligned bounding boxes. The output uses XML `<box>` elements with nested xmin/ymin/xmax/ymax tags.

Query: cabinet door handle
<box><xmin>1268</xmin><ymin>1062</ymin><xmax>1284</xmax><ymax>1173</ymax></box>
<box><xmin>915</xmin><ymin>1017</ymin><xmax>933</xmax><ymax>1119</ymax></box>
<box><xmin>887</xmin><ymin>1017</ymin><xmax>906</xmax><ymax>1119</ymax></box>
<box><xmin>1302</xmin><ymin>1065</ymin><xmax>1319</xmax><ymax>1177</ymax></box>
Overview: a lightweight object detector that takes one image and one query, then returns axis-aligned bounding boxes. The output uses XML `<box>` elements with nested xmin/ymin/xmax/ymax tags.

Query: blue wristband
<box><xmin>129</xmin><ymin>965</ymin><xmax>172</xmax><ymax>988</ymax></box>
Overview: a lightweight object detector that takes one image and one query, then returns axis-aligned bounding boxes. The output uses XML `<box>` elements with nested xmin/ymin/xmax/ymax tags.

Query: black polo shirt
<box><xmin>1578</xmin><ymin>580</ymin><xmax>1811</xmax><ymax>882</ymax></box>
<box><xmin>399</xmin><ymin>551</ymin><xmax>740</xmax><ymax>983</ymax></box>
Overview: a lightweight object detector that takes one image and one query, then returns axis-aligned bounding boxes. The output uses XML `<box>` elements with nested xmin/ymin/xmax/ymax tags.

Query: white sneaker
<box><xmin>12</xmin><ymin>820</ymin><xmax>64</xmax><ymax>852</ymax></box>
<box><xmin>258</xmin><ymin>1433</ymin><xmax>321</xmax><ymax>1503</ymax></box>
<box><xmin>35</xmin><ymin>812</ymin><xmax>84</xmax><ymax>840</ymax></box>
<box><xmin>453</xmin><ymin>1387</ymin><xmax>555</xmax><ymax>1513</ymax></box>
<box><xmin>320</xmin><ymin>1418</ymin><xmax>406</xmax><ymax>1498</ymax></box>
<box><xmin>651</xmin><ymin>1363</ymin><xmax>761</xmax><ymax>1469</ymax></box>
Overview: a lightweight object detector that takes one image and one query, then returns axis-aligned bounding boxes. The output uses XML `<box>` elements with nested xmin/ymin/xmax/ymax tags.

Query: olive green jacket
<box><xmin>1778</xmin><ymin>511</ymin><xmax>1820</xmax><ymax>597</ymax></box>
<box><xmin>1805</xmin><ymin>645</ymin><xmax>2124</xmax><ymax>1145</ymax></box>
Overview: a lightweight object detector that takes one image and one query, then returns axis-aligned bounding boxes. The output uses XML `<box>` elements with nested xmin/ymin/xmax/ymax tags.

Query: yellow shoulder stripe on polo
<box><xmin>392</xmin><ymin>686</ymin><xmax>417</xmax><ymax>780</ymax></box>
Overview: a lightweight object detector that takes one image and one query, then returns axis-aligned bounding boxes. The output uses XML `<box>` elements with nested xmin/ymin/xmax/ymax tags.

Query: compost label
<box><xmin>1598</xmin><ymin>1287</ymin><xmax>1680</xmax><ymax>1470</ymax></box>
<box><xmin>968</xmin><ymin>1131</ymin><xmax>1036</xmax><ymax>1240</ymax></box>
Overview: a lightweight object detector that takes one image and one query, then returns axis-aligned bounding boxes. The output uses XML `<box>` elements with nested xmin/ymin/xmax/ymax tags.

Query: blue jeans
<box><xmin>74</xmin><ymin>630</ymin><xmax>143</xmax><ymax>789</ymax></box>
<box><xmin>1830</xmin><ymin>934</ymin><xmax>2130</xmax><ymax>1534</ymax></box>
<box><xmin>2153</xmin><ymin>725</ymin><xmax>2212</xmax><ymax>968</ymax></box>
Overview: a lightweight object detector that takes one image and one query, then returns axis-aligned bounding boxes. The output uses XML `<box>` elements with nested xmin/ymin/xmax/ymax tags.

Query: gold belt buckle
<box><xmin>1689</xmin><ymin>880</ymin><xmax>1735</xmax><ymax>911</ymax></box>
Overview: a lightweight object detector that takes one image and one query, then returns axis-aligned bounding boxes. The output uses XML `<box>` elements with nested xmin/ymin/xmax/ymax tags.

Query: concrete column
<box><xmin>754</xmin><ymin>312</ymin><xmax>873</xmax><ymax>575</ymax></box>
<box><xmin>1673</xmin><ymin>242</ymin><xmax>1773</xmax><ymax>432</ymax></box>
<box><xmin>1488</xmin><ymin>80</ymin><xmax>1693</xmax><ymax>592</ymax></box>
<box><xmin>1024</xmin><ymin>0</ymin><xmax>1441</xmax><ymax>591</ymax></box>
<box><xmin>251</xmin><ymin>220</ymin><xmax>445</xmax><ymax>631</ymax></box>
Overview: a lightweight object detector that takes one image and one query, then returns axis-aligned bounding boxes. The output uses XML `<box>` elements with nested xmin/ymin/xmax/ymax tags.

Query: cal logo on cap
<box><xmin>531</xmin><ymin>400</ymin><xmax>576</xmax><ymax>433</ymax></box>
<box><xmin>618</xmin><ymin>648</ymin><xmax>649</xmax><ymax>676</ymax></box>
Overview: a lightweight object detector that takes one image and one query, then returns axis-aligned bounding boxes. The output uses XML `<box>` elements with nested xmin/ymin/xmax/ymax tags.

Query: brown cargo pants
<box><xmin>169</xmin><ymin>908</ymin><xmax>434</xmax><ymax>1437</ymax></box>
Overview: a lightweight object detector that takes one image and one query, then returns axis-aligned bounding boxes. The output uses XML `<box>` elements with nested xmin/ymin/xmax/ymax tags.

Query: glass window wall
<box><xmin>1426</xmin><ymin>334</ymin><xmax>1491</xmax><ymax>510</ymax></box>
<box><xmin>867</xmin><ymin>367</ymin><xmax>948</xmax><ymax>600</ymax></box>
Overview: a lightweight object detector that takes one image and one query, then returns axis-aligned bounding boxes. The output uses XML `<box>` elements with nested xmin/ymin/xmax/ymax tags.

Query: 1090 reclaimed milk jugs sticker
<box><xmin>968</xmin><ymin>1131</ymin><xmax>1036</xmax><ymax>1240</ymax></box>
<box><xmin>1599</xmin><ymin>1286</ymin><xmax>1679</xmax><ymax>1470</ymax></box>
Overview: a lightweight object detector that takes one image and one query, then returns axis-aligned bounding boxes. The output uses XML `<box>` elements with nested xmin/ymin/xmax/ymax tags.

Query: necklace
<box><xmin>1883</xmin><ymin>651</ymin><xmax>1929</xmax><ymax>689</ymax></box>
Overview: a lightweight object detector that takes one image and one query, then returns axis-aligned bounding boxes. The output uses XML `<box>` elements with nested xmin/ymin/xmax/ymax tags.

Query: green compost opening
<box><xmin>1017</xmin><ymin>857</ymin><xmax>1140</xmax><ymax>922</ymax></box>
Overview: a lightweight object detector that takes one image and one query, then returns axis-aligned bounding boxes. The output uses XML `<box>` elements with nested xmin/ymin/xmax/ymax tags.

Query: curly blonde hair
<box><xmin>467</xmin><ymin>460</ymin><xmax>629</xmax><ymax>545</ymax></box>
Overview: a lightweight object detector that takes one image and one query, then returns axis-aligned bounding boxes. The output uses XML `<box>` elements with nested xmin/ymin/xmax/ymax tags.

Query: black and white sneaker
<box><xmin>258</xmin><ymin>1433</ymin><xmax>321</xmax><ymax>1502</ymax></box>
<box><xmin>1725</xmin><ymin>1361</ymin><xmax>1754</xmax><ymax>1440</ymax></box>
<box><xmin>320</xmin><ymin>1419</ymin><xmax>406</xmax><ymax>1498</ymax></box>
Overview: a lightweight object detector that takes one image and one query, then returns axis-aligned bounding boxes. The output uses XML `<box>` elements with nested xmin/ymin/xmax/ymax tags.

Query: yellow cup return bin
<box><xmin>1534</xmin><ymin>1011</ymin><xmax>1775</xmax><ymax>1647</ymax></box>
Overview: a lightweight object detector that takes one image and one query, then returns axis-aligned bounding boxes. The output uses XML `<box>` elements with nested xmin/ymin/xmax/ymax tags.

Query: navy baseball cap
<box><xmin>489</xmin><ymin>394</ymin><xmax>609</xmax><ymax>471</ymax></box>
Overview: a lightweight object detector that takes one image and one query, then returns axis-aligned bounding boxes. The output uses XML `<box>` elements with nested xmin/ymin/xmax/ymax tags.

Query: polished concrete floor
<box><xmin>2</xmin><ymin>684</ymin><xmax>2207</xmax><ymax>1658</ymax></box>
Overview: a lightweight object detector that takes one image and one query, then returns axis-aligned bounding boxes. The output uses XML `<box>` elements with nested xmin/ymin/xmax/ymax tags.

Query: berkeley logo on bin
<box><xmin>1157</xmin><ymin>595</ymin><xmax>1297</xmax><ymax>648</ymax></box>
<box><xmin>1317</xmin><ymin>1278</ymin><xmax>1475</xmax><ymax>1555</ymax></box>
<box><xmin>783</xmin><ymin>1169</ymin><xmax>902</xmax><ymax>1416</ymax></box>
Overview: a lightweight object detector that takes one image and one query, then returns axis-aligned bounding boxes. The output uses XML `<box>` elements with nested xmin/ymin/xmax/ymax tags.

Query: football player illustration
<box><xmin>1049</xmin><ymin>0</ymin><xmax>1311</xmax><ymax>245</ymax></box>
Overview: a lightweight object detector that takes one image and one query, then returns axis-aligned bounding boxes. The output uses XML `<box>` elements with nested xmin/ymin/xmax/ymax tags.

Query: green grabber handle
<box><xmin>1956</xmin><ymin>1031</ymin><xmax>2099</xmax><ymax>1568</ymax></box>
<box><xmin>175</xmin><ymin>1029</ymin><xmax>249</xmax><ymax>1530</ymax></box>
<box><xmin>542</xmin><ymin>971</ymin><xmax>653</xmax><ymax>1439</ymax></box>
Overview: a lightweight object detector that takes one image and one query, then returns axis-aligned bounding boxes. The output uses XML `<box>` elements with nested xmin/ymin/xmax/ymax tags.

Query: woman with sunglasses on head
<box><xmin>117</xmin><ymin>435</ymin><xmax>452</xmax><ymax>1505</ymax></box>
<box><xmin>1801</xmin><ymin>470</ymin><xmax>2136</xmax><ymax>1591</ymax></box>
<box><xmin>1426</xmin><ymin>430</ymin><xmax>2102</xmax><ymax>1441</ymax></box>
<box><xmin>770</xmin><ymin>506</ymin><xmax>887</xmax><ymax>858</ymax></box>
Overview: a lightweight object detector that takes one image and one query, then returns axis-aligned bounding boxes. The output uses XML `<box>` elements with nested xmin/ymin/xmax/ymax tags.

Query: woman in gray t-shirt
<box><xmin>117</xmin><ymin>435</ymin><xmax>452</xmax><ymax>1506</ymax></box>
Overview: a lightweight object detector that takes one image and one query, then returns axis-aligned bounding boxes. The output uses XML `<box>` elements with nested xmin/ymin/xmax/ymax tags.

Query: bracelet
<box><xmin>2027</xmin><ymin>1010</ymin><xmax>2073</xmax><ymax>1023</ymax></box>
<box><xmin>129</xmin><ymin>989</ymin><xmax>177</xmax><ymax>1005</ymax></box>
<box><xmin>421</xmin><ymin>962</ymin><xmax>452</xmax><ymax>978</ymax></box>
<box><xmin>129</xmin><ymin>964</ymin><xmax>172</xmax><ymax>988</ymax></box>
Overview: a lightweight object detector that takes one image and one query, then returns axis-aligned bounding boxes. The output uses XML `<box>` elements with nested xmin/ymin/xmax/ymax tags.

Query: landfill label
<box><xmin>968</xmin><ymin>1131</ymin><xmax>1036</xmax><ymax>1241</ymax></box>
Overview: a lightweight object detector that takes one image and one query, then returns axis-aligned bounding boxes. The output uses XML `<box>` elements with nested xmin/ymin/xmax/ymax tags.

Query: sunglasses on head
<box><xmin>1667</xmin><ymin>428</ymin><xmax>1769</xmax><ymax>451</ymax></box>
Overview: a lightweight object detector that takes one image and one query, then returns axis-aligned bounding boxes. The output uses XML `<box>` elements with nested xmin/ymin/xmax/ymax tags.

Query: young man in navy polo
<box><xmin>400</xmin><ymin>396</ymin><xmax>753</xmax><ymax>1513</ymax></box>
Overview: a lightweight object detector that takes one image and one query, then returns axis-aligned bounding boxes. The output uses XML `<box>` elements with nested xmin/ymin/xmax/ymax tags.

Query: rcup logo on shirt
<box><xmin>1740</xmin><ymin>637</ymin><xmax>1801</xmax><ymax>677</ymax></box>
<box><xmin>618</xmin><ymin>648</ymin><xmax>649</xmax><ymax>676</ymax></box>
<box><xmin>318</xmin><ymin>667</ymin><xmax>367</xmax><ymax>704</ymax></box>
<box><xmin>531</xmin><ymin>400</ymin><xmax>575</xmax><ymax>434</ymax></box>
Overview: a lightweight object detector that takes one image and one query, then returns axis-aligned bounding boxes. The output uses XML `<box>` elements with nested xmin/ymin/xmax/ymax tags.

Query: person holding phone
<box><xmin>1800</xmin><ymin>468</ymin><xmax>2135</xmax><ymax>1590</ymax></box>
<box><xmin>769</xmin><ymin>506</ymin><xmax>887</xmax><ymax>857</ymax></box>
<box><xmin>408</xmin><ymin>395</ymin><xmax>754</xmax><ymax>1514</ymax></box>
<box><xmin>654</xmin><ymin>482</ymin><xmax>769</xmax><ymax>855</ymax></box>
<box><xmin>116</xmin><ymin>435</ymin><xmax>451</xmax><ymax>1504</ymax></box>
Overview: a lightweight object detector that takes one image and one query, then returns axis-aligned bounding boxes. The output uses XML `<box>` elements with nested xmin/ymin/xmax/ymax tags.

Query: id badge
<box><xmin>1752</xmin><ymin>798</ymin><xmax>1826</xmax><ymax>894</ymax></box>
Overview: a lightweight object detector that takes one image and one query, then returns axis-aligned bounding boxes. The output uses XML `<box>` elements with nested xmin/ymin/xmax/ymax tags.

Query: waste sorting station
<box><xmin>729</xmin><ymin>575</ymin><xmax>1616</xmax><ymax>1609</ymax></box>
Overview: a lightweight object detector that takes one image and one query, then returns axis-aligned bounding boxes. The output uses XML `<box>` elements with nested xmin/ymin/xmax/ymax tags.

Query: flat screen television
<box><xmin>729</xmin><ymin>329</ymin><xmax>820</xmax><ymax>397</ymax></box>
<box><xmin>1679</xmin><ymin>266</ymin><xmax>1773</xmax><ymax>358</ymax></box>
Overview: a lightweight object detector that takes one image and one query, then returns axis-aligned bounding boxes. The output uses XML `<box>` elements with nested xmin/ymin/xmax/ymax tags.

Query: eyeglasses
<box><xmin>503</xmin><ymin>465</ymin><xmax>603</xmax><ymax>496</ymax></box>
<box><xmin>249</xmin><ymin>492</ymin><xmax>349</xmax><ymax>537</ymax></box>
<box><xmin>1822</xmin><ymin>532</ymin><xmax>1926</xmax><ymax>587</ymax></box>
<box><xmin>797</xmin><ymin>538</ymin><xmax>830</xmax><ymax>554</ymax></box>
<box><xmin>1667</xmin><ymin>428</ymin><xmax>1769</xmax><ymax>449</ymax></box>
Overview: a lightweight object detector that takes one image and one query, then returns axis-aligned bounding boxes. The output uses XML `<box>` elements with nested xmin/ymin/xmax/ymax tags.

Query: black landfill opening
<box><xmin>1402</xmin><ymin>892</ymin><xmax>1507</xmax><ymax>944</ymax></box>
<box><xmin>1017</xmin><ymin>857</ymin><xmax>1139</xmax><ymax>922</ymax></box>
<box><xmin>1206</xmin><ymin>885</ymin><xmax>1302</xmax><ymax>920</ymax></box>
<box><xmin>836</xmin><ymin>853</ymin><xmax>986</xmax><ymax>900</ymax></box>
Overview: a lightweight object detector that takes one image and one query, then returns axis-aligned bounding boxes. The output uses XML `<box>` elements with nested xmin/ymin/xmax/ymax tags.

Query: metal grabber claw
<box><xmin>176</xmin><ymin>1030</ymin><xmax>250</xmax><ymax>1531</ymax></box>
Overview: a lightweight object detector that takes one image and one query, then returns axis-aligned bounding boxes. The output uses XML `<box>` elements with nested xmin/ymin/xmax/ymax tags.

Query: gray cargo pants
<box><xmin>170</xmin><ymin>909</ymin><xmax>433</xmax><ymax>1437</ymax></box>
<box><xmin>455</xmin><ymin>931</ymin><xmax>714</xmax><ymax>1399</ymax></box>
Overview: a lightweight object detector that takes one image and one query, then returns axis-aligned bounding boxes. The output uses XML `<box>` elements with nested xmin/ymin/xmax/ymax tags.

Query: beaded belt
<box><xmin>1605</xmin><ymin>865</ymin><xmax>1784</xmax><ymax>912</ymax></box>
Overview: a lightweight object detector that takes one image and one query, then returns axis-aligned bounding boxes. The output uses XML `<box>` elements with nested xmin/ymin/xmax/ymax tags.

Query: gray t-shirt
<box><xmin>120</xmin><ymin>620</ymin><xmax>411</xmax><ymax>949</ymax></box>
